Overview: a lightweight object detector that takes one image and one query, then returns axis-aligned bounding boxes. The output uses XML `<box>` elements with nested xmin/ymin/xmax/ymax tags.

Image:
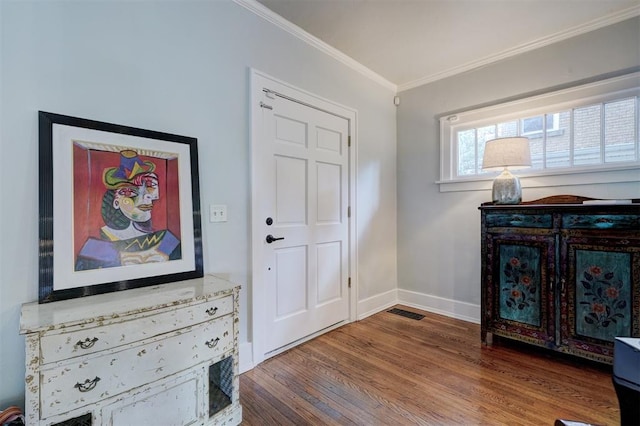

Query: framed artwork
<box><xmin>38</xmin><ymin>111</ymin><xmax>203</xmax><ymax>303</ymax></box>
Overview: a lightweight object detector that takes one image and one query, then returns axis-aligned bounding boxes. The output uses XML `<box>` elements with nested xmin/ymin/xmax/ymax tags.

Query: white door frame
<box><xmin>250</xmin><ymin>69</ymin><xmax>358</xmax><ymax>366</ymax></box>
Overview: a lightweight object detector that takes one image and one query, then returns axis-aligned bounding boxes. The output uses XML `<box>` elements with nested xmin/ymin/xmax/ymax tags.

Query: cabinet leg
<box><xmin>481</xmin><ymin>331</ymin><xmax>493</xmax><ymax>346</ymax></box>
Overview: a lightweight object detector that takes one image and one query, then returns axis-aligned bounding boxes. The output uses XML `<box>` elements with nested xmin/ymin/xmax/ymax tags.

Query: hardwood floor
<box><xmin>239</xmin><ymin>306</ymin><xmax>619</xmax><ymax>425</ymax></box>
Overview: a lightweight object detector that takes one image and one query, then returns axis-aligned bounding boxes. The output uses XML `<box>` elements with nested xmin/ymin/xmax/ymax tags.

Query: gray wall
<box><xmin>397</xmin><ymin>17</ymin><xmax>640</xmax><ymax>309</ymax></box>
<box><xmin>0</xmin><ymin>0</ymin><xmax>397</xmax><ymax>407</ymax></box>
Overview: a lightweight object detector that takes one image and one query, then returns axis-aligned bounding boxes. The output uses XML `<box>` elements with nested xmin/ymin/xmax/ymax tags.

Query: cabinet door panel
<box><xmin>575</xmin><ymin>250</ymin><xmax>632</xmax><ymax>340</ymax></box>
<box><xmin>562</xmin><ymin>236</ymin><xmax>640</xmax><ymax>362</ymax></box>
<box><xmin>486</xmin><ymin>233</ymin><xmax>555</xmax><ymax>346</ymax></box>
<box><xmin>104</xmin><ymin>370</ymin><xmax>204</xmax><ymax>426</ymax></box>
<box><xmin>498</xmin><ymin>244</ymin><xmax>543</xmax><ymax>327</ymax></box>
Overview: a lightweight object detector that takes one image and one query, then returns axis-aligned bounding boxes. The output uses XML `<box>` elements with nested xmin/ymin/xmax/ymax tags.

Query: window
<box><xmin>439</xmin><ymin>73</ymin><xmax>640</xmax><ymax>191</ymax></box>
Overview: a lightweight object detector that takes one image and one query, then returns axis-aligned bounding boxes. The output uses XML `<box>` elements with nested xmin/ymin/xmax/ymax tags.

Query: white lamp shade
<box><xmin>482</xmin><ymin>137</ymin><xmax>531</xmax><ymax>171</ymax></box>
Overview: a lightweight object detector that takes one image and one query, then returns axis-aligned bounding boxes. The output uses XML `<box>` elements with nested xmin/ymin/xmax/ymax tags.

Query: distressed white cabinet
<box><xmin>20</xmin><ymin>274</ymin><xmax>242</xmax><ymax>426</ymax></box>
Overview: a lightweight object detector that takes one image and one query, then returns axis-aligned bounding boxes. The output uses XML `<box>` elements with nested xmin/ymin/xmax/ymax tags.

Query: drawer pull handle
<box><xmin>205</xmin><ymin>337</ymin><xmax>220</xmax><ymax>348</ymax></box>
<box><xmin>76</xmin><ymin>337</ymin><xmax>99</xmax><ymax>349</ymax></box>
<box><xmin>74</xmin><ymin>377</ymin><xmax>101</xmax><ymax>392</ymax></box>
<box><xmin>205</xmin><ymin>307</ymin><xmax>218</xmax><ymax>316</ymax></box>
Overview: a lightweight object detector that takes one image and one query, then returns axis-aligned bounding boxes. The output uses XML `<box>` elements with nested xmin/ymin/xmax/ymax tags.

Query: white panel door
<box><xmin>258</xmin><ymin>92</ymin><xmax>350</xmax><ymax>354</ymax></box>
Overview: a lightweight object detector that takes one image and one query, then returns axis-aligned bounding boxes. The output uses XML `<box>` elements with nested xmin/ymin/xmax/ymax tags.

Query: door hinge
<box><xmin>348</xmin><ymin>206</ymin><xmax>351</xmax><ymax>218</ymax></box>
<box><xmin>348</xmin><ymin>135</ymin><xmax>351</xmax><ymax>147</ymax></box>
<box><xmin>260</xmin><ymin>101</ymin><xmax>273</xmax><ymax>110</ymax></box>
<box><xmin>348</xmin><ymin>277</ymin><xmax>351</xmax><ymax>288</ymax></box>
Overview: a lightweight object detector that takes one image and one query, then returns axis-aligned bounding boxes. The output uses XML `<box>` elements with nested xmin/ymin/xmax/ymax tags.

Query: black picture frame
<box><xmin>38</xmin><ymin>111</ymin><xmax>203</xmax><ymax>303</ymax></box>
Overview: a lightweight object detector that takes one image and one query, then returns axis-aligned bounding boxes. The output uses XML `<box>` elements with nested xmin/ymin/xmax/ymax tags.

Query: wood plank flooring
<box><xmin>240</xmin><ymin>305</ymin><xmax>619</xmax><ymax>425</ymax></box>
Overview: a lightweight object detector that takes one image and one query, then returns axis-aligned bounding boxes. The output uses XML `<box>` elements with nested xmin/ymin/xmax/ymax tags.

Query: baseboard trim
<box><xmin>397</xmin><ymin>289</ymin><xmax>480</xmax><ymax>324</ymax></box>
<box><xmin>357</xmin><ymin>288</ymin><xmax>398</xmax><ymax>320</ymax></box>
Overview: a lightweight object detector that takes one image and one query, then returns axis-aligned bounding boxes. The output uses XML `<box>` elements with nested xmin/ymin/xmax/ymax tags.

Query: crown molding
<box><xmin>235</xmin><ymin>0</ymin><xmax>638</xmax><ymax>94</ymax></box>
<box><xmin>233</xmin><ymin>0</ymin><xmax>397</xmax><ymax>92</ymax></box>
<box><xmin>398</xmin><ymin>4</ymin><xmax>640</xmax><ymax>92</ymax></box>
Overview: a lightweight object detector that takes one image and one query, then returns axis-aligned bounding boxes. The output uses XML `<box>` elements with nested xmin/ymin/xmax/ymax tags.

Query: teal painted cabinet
<box><xmin>480</xmin><ymin>197</ymin><xmax>640</xmax><ymax>364</ymax></box>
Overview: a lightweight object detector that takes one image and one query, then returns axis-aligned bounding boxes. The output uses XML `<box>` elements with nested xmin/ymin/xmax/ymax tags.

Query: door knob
<box><xmin>266</xmin><ymin>234</ymin><xmax>285</xmax><ymax>244</ymax></box>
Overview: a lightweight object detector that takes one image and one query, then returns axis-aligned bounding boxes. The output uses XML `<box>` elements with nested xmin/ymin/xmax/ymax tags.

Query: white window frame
<box><xmin>439</xmin><ymin>72</ymin><xmax>640</xmax><ymax>193</ymax></box>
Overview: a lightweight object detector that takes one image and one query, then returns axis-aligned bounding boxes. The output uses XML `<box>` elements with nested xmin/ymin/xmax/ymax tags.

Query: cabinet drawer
<box><xmin>485</xmin><ymin>213</ymin><xmax>553</xmax><ymax>228</ymax></box>
<box><xmin>563</xmin><ymin>214</ymin><xmax>640</xmax><ymax>230</ymax></box>
<box><xmin>41</xmin><ymin>295</ymin><xmax>233</xmax><ymax>364</ymax></box>
<box><xmin>40</xmin><ymin>314</ymin><xmax>234</xmax><ymax>418</ymax></box>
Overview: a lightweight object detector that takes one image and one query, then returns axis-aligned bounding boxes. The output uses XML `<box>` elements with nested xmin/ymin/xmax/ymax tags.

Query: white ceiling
<box><xmin>248</xmin><ymin>0</ymin><xmax>640</xmax><ymax>91</ymax></box>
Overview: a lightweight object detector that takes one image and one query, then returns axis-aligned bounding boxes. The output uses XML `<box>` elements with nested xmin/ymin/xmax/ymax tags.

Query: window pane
<box><xmin>604</xmin><ymin>98</ymin><xmax>636</xmax><ymax>163</ymax></box>
<box><xmin>522</xmin><ymin>115</ymin><xmax>544</xmax><ymax>135</ymax></box>
<box><xmin>477</xmin><ymin>125</ymin><xmax>496</xmax><ymax>172</ymax></box>
<box><xmin>546</xmin><ymin>111</ymin><xmax>571</xmax><ymax>168</ymax></box>
<box><xmin>574</xmin><ymin>105</ymin><xmax>602</xmax><ymax>165</ymax></box>
<box><xmin>497</xmin><ymin>121</ymin><xmax>518</xmax><ymax>138</ymax></box>
<box><xmin>457</xmin><ymin>129</ymin><xmax>476</xmax><ymax>176</ymax></box>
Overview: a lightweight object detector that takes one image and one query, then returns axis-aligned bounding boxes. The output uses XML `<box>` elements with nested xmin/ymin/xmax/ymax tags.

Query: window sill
<box><xmin>437</xmin><ymin>165</ymin><xmax>640</xmax><ymax>193</ymax></box>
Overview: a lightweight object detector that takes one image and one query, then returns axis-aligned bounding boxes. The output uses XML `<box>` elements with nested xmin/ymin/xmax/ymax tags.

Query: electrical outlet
<box><xmin>209</xmin><ymin>204</ymin><xmax>228</xmax><ymax>223</ymax></box>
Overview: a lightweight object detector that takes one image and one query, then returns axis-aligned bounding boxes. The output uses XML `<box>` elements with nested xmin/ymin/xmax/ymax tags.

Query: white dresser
<box><xmin>20</xmin><ymin>274</ymin><xmax>242</xmax><ymax>426</ymax></box>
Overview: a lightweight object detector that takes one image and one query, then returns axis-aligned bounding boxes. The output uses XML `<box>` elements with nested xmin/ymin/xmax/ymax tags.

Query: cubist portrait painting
<box><xmin>72</xmin><ymin>143</ymin><xmax>182</xmax><ymax>271</ymax></box>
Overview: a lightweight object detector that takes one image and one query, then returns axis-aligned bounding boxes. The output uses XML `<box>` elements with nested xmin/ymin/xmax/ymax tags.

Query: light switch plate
<box><xmin>209</xmin><ymin>204</ymin><xmax>227</xmax><ymax>223</ymax></box>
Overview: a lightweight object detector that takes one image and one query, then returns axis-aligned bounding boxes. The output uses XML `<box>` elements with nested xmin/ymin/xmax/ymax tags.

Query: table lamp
<box><xmin>482</xmin><ymin>136</ymin><xmax>531</xmax><ymax>204</ymax></box>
